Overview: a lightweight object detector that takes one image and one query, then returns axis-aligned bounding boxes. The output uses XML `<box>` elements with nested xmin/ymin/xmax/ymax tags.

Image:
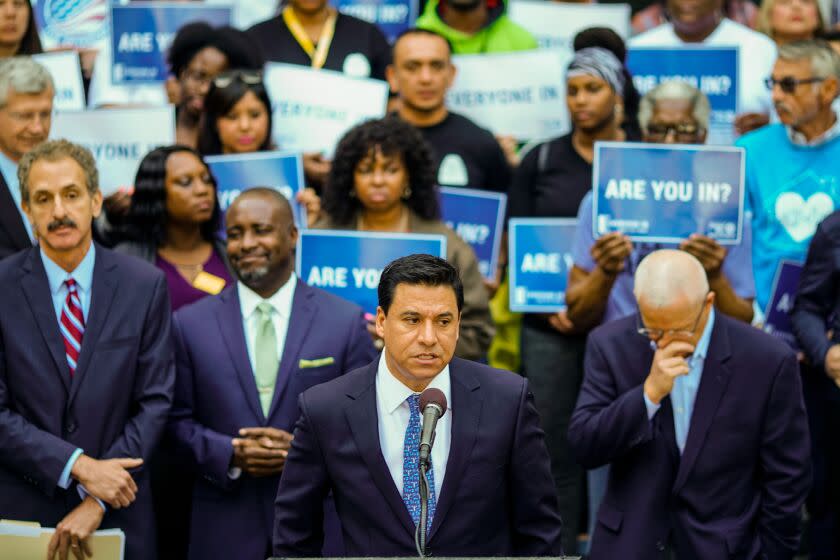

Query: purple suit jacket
<box><xmin>568</xmin><ymin>313</ymin><xmax>811</xmax><ymax>560</ymax></box>
<box><xmin>169</xmin><ymin>280</ymin><xmax>376</xmax><ymax>560</ymax></box>
<box><xmin>273</xmin><ymin>357</ymin><xmax>564</xmax><ymax>556</ymax></box>
<box><xmin>0</xmin><ymin>245</ymin><xmax>174</xmax><ymax>560</ymax></box>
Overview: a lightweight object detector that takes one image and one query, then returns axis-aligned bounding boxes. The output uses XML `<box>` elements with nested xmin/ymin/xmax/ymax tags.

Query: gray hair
<box><xmin>777</xmin><ymin>39</ymin><xmax>840</xmax><ymax>80</ymax></box>
<box><xmin>638</xmin><ymin>81</ymin><xmax>711</xmax><ymax>134</ymax></box>
<box><xmin>633</xmin><ymin>249</ymin><xmax>709</xmax><ymax>309</ymax></box>
<box><xmin>0</xmin><ymin>57</ymin><xmax>55</xmax><ymax>108</ymax></box>
<box><xmin>18</xmin><ymin>139</ymin><xmax>99</xmax><ymax>203</ymax></box>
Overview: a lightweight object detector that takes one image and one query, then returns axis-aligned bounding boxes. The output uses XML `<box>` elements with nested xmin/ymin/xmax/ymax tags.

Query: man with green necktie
<box><xmin>168</xmin><ymin>188</ymin><xmax>376</xmax><ymax>560</ymax></box>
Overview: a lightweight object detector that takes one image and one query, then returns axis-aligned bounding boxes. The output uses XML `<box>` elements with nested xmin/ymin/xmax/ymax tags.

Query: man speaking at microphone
<box><xmin>273</xmin><ymin>254</ymin><xmax>563</xmax><ymax>556</ymax></box>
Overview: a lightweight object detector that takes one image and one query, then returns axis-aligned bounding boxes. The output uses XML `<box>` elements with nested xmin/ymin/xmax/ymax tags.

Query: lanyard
<box><xmin>282</xmin><ymin>6</ymin><xmax>338</xmax><ymax>70</ymax></box>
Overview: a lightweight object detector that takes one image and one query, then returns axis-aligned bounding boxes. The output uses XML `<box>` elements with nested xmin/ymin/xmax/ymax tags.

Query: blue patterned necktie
<box><xmin>402</xmin><ymin>393</ymin><xmax>437</xmax><ymax>527</ymax></box>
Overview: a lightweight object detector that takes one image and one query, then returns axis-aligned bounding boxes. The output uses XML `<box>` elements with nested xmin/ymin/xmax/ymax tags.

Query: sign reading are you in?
<box><xmin>110</xmin><ymin>3</ymin><xmax>232</xmax><ymax>85</ymax></box>
<box><xmin>204</xmin><ymin>152</ymin><xmax>306</xmax><ymax>228</ymax></box>
<box><xmin>439</xmin><ymin>187</ymin><xmax>507</xmax><ymax>281</ymax></box>
<box><xmin>332</xmin><ymin>0</ymin><xmax>418</xmax><ymax>43</ymax></box>
<box><xmin>297</xmin><ymin>231</ymin><xmax>447</xmax><ymax>313</ymax></box>
<box><xmin>508</xmin><ymin>218</ymin><xmax>578</xmax><ymax>313</ymax></box>
<box><xmin>763</xmin><ymin>260</ymin><xmax>804</xmax><ymax>351</ymax></box>
<box><xmin>593</xmin><ymin>142</ymin><xmax>745</xmax><ymax>245</ymax></box>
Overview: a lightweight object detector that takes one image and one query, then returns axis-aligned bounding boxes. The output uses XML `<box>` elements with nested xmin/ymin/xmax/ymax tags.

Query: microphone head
<box><xmin>420</xmin><ymin>388</ymin><xmax>447</xmax><ymax>417</ymax></box>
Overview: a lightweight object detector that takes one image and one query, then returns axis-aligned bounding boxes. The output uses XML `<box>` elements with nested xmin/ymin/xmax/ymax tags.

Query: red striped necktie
<box><xmin>60</xmin><ymin>279</ymin><xmax>85</xmax><ymax>376</ymax></box>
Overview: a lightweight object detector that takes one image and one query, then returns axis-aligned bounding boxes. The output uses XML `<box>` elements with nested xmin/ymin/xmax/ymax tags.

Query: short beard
<box><xmin>235</xmin><ymin>266</ymin><xmax>270</xmax><ymax>286</ymax></box>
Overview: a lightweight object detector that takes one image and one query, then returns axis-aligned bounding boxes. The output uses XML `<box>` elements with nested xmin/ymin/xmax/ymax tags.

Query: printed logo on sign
<box><xmin>37</xmin><ymin>0</ymin><xmax>109</xmax><ymax>46</ymax></box>
<box><xmin>515</xmin><ymin>287</ymin><xmax>527</xmax><ymax>305</ymax></box>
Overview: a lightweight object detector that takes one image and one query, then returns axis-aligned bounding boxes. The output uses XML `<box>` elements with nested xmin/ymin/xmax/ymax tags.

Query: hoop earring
<box><xmin>402</xmin><ymin>185</ymin><xmax>412</xmax><ymax>199</ymax></box>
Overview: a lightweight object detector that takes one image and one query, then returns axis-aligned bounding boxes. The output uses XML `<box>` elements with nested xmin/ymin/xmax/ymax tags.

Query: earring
<box><xmin>402</xmin><ymin>185</ymin><xmax>412</xmax><ymax>199</ymax></box>
<box><xmin>349</xmin><ymin>189</ymin><xmax>356</xmax><ymax>198</ymax></box>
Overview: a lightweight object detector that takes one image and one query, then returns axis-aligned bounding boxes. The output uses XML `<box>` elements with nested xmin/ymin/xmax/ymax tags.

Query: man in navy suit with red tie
<box><xmin>0</xmin><ymin>140</ymin><xmax>174</xmax><ymax>559</ymax></box>
<box><xmin>569</xmin><ymin>249</ymin><xmax>811</xmax><ymax>560</ymax></box>
<box><xmin>273</xmin><ymin>254</ymin><xmax>563</xmax><ymax>556</ymax></box>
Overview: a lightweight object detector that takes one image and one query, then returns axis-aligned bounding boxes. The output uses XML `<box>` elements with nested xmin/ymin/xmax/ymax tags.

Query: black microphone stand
<box><xmin>414</xmin><ymin>458</ymin><xmax>432</xmax><ymax>557</ymax></box>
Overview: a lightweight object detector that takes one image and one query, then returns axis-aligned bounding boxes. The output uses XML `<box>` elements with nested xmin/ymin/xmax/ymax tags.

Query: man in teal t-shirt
<box><xmin>416</xmin><ymin>0</ymin><xmax>537</xmax><ymax>54</ymax></box>
<box><xmin>737</xmin><ymin>40</ymin><xmax>840</xmax><ymax>313</ymax></box>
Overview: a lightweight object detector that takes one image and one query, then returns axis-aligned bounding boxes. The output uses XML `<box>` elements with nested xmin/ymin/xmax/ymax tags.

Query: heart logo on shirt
<box><xmin>774</xmin><ymin>191</ymin><xmax>834</xmax><ymax>242</ymax></box>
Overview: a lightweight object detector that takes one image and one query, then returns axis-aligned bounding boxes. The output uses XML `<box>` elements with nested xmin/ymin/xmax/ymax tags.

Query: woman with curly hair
<box><xmin>114</xmin><ymin>145</ymin><xmax>232</xmax><ymax>312</ymax></box>
<box><xmin>314</xmin><ymin>116</ymin><xmax>494</xmax><ymax>360</ymax></box>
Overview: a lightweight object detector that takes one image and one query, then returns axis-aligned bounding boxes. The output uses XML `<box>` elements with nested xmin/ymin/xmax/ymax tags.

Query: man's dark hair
<box><xmin>168</xmin><ymin>23</ymin><xmax>262</xmax><ymax>77</ymax></box>
<box><xmin>378</xmin><ymin>254</ymin><xmax>464</xmax><ymax>314</ymax></box>
<box><xmin>393</xmin><ymin>28</ymin><xmax>453</xmax><ymax>59</ymax></box>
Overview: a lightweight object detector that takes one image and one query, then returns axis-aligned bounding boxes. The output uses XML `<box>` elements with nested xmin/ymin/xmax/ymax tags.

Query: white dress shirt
<box><xmin>238</xmin><ymin>273</ymin><xmax>296</xmax><ymax>379</ymax></box>
<box><xmin>376</xmin><ymin>351</ymin><xmax>451</xmax><ymax>500</ymax></box>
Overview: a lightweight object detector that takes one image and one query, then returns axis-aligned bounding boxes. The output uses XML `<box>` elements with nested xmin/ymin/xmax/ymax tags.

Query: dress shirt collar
<box><xmin>237</xmin><ymin>272</ymin><xmax>297</xmax><ymax>320</ymax></box>
<box><xmin>40</xmin><ymin>242</ymin><xmax>96</xmax><ymax>295</ymax></box>
<box><xmin>787</xmin><ymin>110</ymin><xmax>840</xmax><ymax>147</ymax></box>
<box><xmin>376</xmin><ymin>351</ymin><xmax>452</xmax><ymax>415</ymax></box>
<box><xmin>690</xmin><ymin>307</ymin><xmax>715</xmax><ymax>365</ymax></box>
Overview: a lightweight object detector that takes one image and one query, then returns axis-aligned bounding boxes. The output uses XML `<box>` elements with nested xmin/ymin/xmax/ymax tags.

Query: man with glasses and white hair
<box><xmin>738</xmin><ymin>38</ymin><xmax>840</xmax><ymax>560</ymax></box>
<box><xmin>0</xmin><ymin>56</ymin><xmax>53</xmax><ymax>259</ymax></box>
<box><xmin>568</xmin><ymin>248</ymin><xmax>810</xmax><ymax>560</ymax></box>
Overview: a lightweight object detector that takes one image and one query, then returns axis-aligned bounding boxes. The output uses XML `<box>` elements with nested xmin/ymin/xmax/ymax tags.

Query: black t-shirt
<box><xmin>508</xmin><ymin>133</ymin><xmax>592</xmax><ymax>220</ymax></box>
<box><xmin>417</xmin><ymin>112</ymin><xmax>512</xmax><ymax>194</ymax></box>
<box><xmin>246</xmin><ymin>13</ymin><xmax>391</xmax><ymax>81</ymax></box>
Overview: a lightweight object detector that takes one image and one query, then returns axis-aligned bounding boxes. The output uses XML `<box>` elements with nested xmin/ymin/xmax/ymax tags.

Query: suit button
<box><xmin>656</xmin><ymin>541</ymin><xmax>666</xmax><ymax>551</ymax></box>
<box><xmin>66</xmin><ymin>423</ymin><xmax>77</xmax><ymax>433</ymax></box>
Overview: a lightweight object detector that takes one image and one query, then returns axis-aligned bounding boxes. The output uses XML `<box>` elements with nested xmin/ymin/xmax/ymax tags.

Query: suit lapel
<box><xmin>345</xmin><ymin>364</ymin><xmax>417</xmax><ymax>538</ymax></box>
<box><xmin>20</xmin><ymin>248</ymin><xmax>70</xmax><ymax>393</ymax></box>
<box><xmin>68</xmin><ymin>247</ymin><xmax>117</xmax><ymax>407</ymax></box>
<box><xmin>429</xmin><ymin>360</ymin><xmax>482</xmax><ymax>539</ymax></box>
<box><xmin>672</xmin><ymin>318</ymin><xmax>733</xmax><ymax>494</ymax></box>
<box><xmin>267</xmin><ymin>281</ymin><xmax>316</xmax><ymax>421</ymax></box>
<box><xmin>217</xmin><ymin>287</ymin><xmax>265</xmax><ymax>423</ymax></box>
<box><xmin>0</xmin><ymin>171</ymin><xmax>31</xmax><ymax>251</ymax></box>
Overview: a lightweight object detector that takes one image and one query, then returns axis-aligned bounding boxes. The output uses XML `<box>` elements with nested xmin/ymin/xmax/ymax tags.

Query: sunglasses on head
<box><xmin>764</xmin><ymin>76</ymin><xmax>825</xmax><ymax>94</ymax></box>
<box><xmin>213</xmin><ymin>70</ymin><xmax>263</xmax><ymax>89</ymax></box>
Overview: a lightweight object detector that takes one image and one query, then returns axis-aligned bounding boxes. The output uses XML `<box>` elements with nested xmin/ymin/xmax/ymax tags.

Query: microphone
<box><xmin>418</xmin><ymin>388</ymin><xmax>447</xmax><ymax>467</ymax></box>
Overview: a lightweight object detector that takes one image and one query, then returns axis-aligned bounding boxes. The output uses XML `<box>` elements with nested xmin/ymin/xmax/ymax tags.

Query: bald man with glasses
<box><xmin>568</xmin><ymin>249</ymin><xmax>810</xmax><ymax>560</ymax></box>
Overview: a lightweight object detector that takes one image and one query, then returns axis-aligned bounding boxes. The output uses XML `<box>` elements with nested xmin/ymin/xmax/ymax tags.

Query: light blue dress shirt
<box><xmin>40</xmin><ymin>244</ymin><xmax>99</xmax><ymax>503</ymax></box>
<box><xmin>0</xmin><ymin>149</ymin><xmax>34</xmax><ymax>242</ymax></box>
<box><xmin>644</xmin><ymin>308</ymin><xmax>715</xmax><ymax>454</ymax></box>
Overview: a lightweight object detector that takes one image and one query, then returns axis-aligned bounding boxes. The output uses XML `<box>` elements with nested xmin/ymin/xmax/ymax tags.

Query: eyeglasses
<box><xmin>636</xmin><ymin>296</ymin><xmax>708</xmax><ymax>342</ymax></box>
<box><xmin>764</xmin><ymin>76</ymin><xmax>826</xmax><ymax>94</ymax></box>
<box><xmin>645</xmin><ymin>122</ymin><xmax>702</xmax><ymax>140</ymax></box>
<box><xmin>213</xmin><ymin>70</ymin><xmax>263</xmax><ymax>89</ymax></box>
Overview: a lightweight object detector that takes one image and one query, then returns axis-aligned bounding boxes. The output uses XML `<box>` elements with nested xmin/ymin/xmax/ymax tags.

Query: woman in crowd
<box><xmin>0</xmin><ymin>0</ymin><xmax>41</xmax><ymax>57</ymax></box>
<box><xmin>507</xmin><ymin>47</ymin><xmax>632</xmax><ymax>554</ymax></box>
<box><xmin>758</xmin><ymin>0</ymin><xmax>826</xmax><ymax>44</ymax></box>
<box><xmin>313</xmin><ymin>116</ymin><xmax>494</xmax><ymax>361</ymax></box>
<box><xmin>113</xmin><ymin>145</ymin><xmax>232</xmax><ymax>560</ymax></box>
<box><xmin>115</xmin><ymin>145</ymin><xmax>232</xmax><ymax>311</ymax></box>
<box><xmin>197</xmin><ymin>69</ymin><xmax>273</xmax><ymax>156</ymax></box>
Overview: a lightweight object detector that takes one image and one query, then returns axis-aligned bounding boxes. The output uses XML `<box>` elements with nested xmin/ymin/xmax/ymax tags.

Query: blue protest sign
<box><xmin>593</xmin><ymin>142</ymin><xmax>745</xmax><ymax>245</ymax></box>
<box><xmin>332</xmin><ymin>0</ymin><xmax>417</xmax><ymax>43</ymax></box>
<box><xmin>508</xmin><ymin>218</ymin><xmax>577</xmax><ymax>312</ymax></box>
<box><xmin>297</xmin><ymin>231</ymin><xmax>447</xmax><ymax>312</ymax></box>
<box><xmin>440</xmin><ymin>187</ymin><xmax>507</xmax><ymax>281</ymax></box>
<box><xmin>205</xmin><ymin>151</ymin><xmax>305</xmax><ymax>227</ymax></box>
<box><xmin>763</xmin><ymin>260</ymin><xmax>803</xmax><ymax>350</ymax></box>
<box><xmin>626</xmin><ymin>46</ymin><xmax>738</xmax><ymax>145</ymax></box>
<box><xmin>110</xmin><ymin>3</ymin><xmax>231</xmax><ymax>84</ymax></box>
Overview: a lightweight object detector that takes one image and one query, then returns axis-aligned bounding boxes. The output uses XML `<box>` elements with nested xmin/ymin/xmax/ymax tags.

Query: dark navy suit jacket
<box><xmin>569</xmin><ymin>313</ymin><xmax>811</xmax><ymax>560</ymax></box>
<box><xmin>0</xmin><ymin>245</ymin><xmax>175</xmax><ymax>560</ymax></box>
<box><xmin>169</xmin><ymin>280</ymin><xmax>376</xmax><ymax>560</ymax></box>
<box><xmin>273</xmin><ymin>357</ymin><xmax>564</xmax><ymax>557</ymax></box>
<box><xmin>0</xmin><ymin>170</ymin><xmax>30</xmax><ymax>260</ymax></box>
